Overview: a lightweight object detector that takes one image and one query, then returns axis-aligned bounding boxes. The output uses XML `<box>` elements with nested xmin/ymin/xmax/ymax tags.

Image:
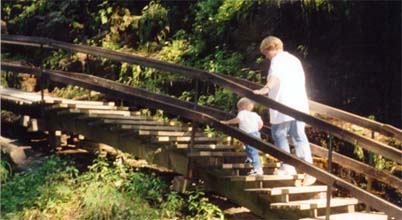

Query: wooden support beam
<box><xmin>27</xmin><ymin>118</ymin><xmax>46</xmax><ymax>132</ymax></box>
<box><xmin>48</xmin><ymin>130</ymin><xmax>62</xmax><ymax>149</ymax></box>
<box><xmin>0</xmin><ymin>136</ymin><xmax>31</xmax><ymax>167</ymax></box>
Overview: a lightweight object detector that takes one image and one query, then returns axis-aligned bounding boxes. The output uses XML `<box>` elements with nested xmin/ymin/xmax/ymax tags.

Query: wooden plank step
<box><xmin>188</xmin><ymin>151</ymin><xmax>246</xmax><ymax>157</ymax></box>
<box><xmin>227</xmin><ymin>174</ymin><xmax>305</xmax><ymax>182</ymax></box>
<box><xmin>245</xmin><ymin>185</ymin><xmax>328</xmax><ymax>195</ymax></box>
<box><xmin>54</xmin><ymin>108</ymin><xmax>134</xmax><ymax>116</ymax></box>
<box><xmin>77</xmin><ymin>114</ymin><xmax>153</xmax><ymax>121</ymax></box>
<box><xmin>153</xmin><ymin>136</ymin><xmax>218</xmax><ymax>143</ymax></box>
<box><xmin>176</xmin><ymin>144</ymin><xmax>237</xmax><ymax>150</ymax></box>
<box><xmin>90</xmin><ymin>119</ymin><xmax>165</xmax><ymax>126</ymax></box>
<box><xmin>114</xmin><ymin>125</ymin><xmax>191</xmax><ymax>132</ymax></box>
<box><xmin>1</xmin><ymin>86</ymin><xmax>58</xmax><ymax>104</ymax></box>
<box><xmin>299</xmin><ymin>212</ymin><xmax>387</xmax><ymax>220</ymax></box>
<box><xmin>52</xmin><ymin>99</ymin><xmax>115</xmax><ymax>106</ymax></box>
<box><xmin>1</xmin><ymin>95</ymin><xmax>35</xmax><ymax>104</ymax></box>
<box><xmin>222</xmin><ymin>162</ymin><xmax>280</xmax><ymax>169</ymax></box>
<box><xmin>270</xmin><ymin>198</ymin><xmax>358</xmax><ymax>210</ymax></box>
<box><xmin>68</xmin><ymin>104</ymin><xmax>130</xmax><ymax>111</ymax></box>
<box><xmin>73</xmin><ymin>105</ymin><xmax>128</xmax><ymax>110</ymax></box>
<box><xmin>76</xmin><ymin>109</ymin><xmax>134</xmax><ymax>116</ymax></box>
<box><xmin>49</xmin><ymin>103</ymin><xmax>121</xmax><ymax>110</ymax></box>
<box><xmin>138</xmin><ymin>130</ymin><xmax>198</xmax><ymax>136</ymax></box>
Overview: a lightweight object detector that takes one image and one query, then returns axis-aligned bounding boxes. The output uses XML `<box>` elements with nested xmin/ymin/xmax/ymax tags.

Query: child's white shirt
<box><xmin>237</xmin><ymin>110</ymin><xmax>262</xmax><ymax>133</ymax></box>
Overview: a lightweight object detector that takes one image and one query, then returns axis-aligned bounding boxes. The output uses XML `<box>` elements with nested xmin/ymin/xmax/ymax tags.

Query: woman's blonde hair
<box><xmin>259</xmin><ymin>36</ymin><xmax>283</xmax><ymax>53</ymax></box>
<box><xmin>237</xmin><ymin>97</ymin><xmax>254</xmax><ymax>110</ymax></box>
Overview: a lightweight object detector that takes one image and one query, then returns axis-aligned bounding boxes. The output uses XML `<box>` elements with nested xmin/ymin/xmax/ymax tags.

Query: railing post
<box><xmin>187</xmin><ymin>79</ymin><xmax>199</xmax><ymax>179</ymax></box>
<box><xmin>85</xmin><ymin>54</ymin><xmax>92</xmax><ymax>100</ymax></box>
<box><xmin>39</xmin><ymin>43</ymin><xmax>44</xmax><ymax>102</ymax></box>
<box><xmin>325</xmin><ymin>134</ymin><xmax>333</xmax><ymax>220</ymax></box>
<box><xmin>366</xmin><ymin>131</ymin><xmax>375</xmax><ymax>211</ymax></box>
<box><xmin>229</xmin><ymin>97</ymin><xmax>236</xmax><ymax>146</ymax></box>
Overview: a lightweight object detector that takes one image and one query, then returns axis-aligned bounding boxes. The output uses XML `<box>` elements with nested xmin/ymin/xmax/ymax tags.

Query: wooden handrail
<box><xmin>309</xmin><ymin>101</ymin><xmax>402</xmax><ymax>139</ymax></box>
<box><xmin>1</xmin><ymin>62</ymin><xmax>401</xmax><ymax>218</ymax></box>
<box><xmin>1</xmin><ymin>35</ymin><xmax>401</xmax><ymax>163</ymax></box>
<box><xmin>3</xmin><ymin>35</ymin><xmax>401</xmax><ymax>140</ymax></box>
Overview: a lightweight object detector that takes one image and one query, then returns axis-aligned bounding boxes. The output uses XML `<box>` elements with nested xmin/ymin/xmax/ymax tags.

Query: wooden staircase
<box><xmin>0</xmin><ymin>87</ymin><xmax>391</xmax><ymax>220</ymax></box>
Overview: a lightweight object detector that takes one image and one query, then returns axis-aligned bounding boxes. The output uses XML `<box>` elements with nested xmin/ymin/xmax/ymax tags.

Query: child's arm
<box><xmin>257</xmin><ymin>115</ymin><xmax>263</xmax><ymax>130</ymax></box>
<box><xmin>258</xmin><ymin>120</ymin><xmax>263</xmax><ymax>130</ymax></box>
<box><xmin>220</xmin><ymin>117</ymin><xmax>240</xmax><ymax>125</ymax></box>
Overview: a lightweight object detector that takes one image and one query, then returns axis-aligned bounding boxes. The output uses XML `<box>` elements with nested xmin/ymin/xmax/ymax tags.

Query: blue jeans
<box><xmin>271</xmin><ymin>120</ymin><xmax>312</xmax><ymax>171</ymax></box>
<box><xmin>245</xmin><ymin>131</ymin><xmax>262</xmax><ymax>168</ymax></box>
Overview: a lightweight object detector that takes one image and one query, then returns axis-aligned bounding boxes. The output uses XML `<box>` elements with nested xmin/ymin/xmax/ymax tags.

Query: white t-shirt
<box><xmin>237</xmin><ymin>110</ymin><xmax>262</xmax><ymax>133</ymax></box>
<box><xmin>267</xmin><ymin>51</ymin><xmax>310</xmax><ymax>124</ymax></box>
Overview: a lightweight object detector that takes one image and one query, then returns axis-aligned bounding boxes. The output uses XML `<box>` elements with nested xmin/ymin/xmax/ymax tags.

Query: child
<box><xmin>220</xmin><ymin>97</ymin><xmax>264</xmax><ymax>176</ymax></box>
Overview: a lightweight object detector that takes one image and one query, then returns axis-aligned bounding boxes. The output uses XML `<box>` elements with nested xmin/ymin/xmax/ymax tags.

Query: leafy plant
<box><xmin>0</xmin><ymin>151</ymin><xmax>13</xmax><ymax>183</ymax></box>
<box><xmin>353</xmin><ymin>143</ymin><xmax>364</xmax><ymax>161</ymax></box>
<box><xmin>138</xmin><ymin>1</ymin><xmax>170</xmax><ymax>45</ymax></box>
<box><xmin>1</xmin><ymin>155</ymin><xmax>75</xmax><ymax>215</ymax></box>
<box><xmin>51</xmin><ymin>85</ymin><xmax>90</xmax><ymax>99</ymax></box>
<box><xmin>124</xmin><ymin>171</ymin><xmax>165</xmax><ymax>205</ymax></box>
<box><xmin>198</xmin><ymin>88</ymin><xmax>238</xmax><ymax>112</ymax></box>
<box><xmin>186</xmin><ymin>191</ymin><xmax>224</xmax><ymax>220</ymax></box>
<box><xmin>160</xmin><ymin>191</ymin><xmax>185</xmax><ymax>219</ymax></box>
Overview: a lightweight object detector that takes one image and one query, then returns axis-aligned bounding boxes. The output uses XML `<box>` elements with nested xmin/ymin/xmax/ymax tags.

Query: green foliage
<box><xmin>1</xmin><ymin>155</ymin><xmax>75</xmax><ymax>216</ymax></box>
<box><xmin>7</xmin><ymin>1</ymin><xmax>52</xmax><ymax>25</ymax></box>
<box><xmin>198</xmin><ymin>88</ymin><xmax>238</xmax><ymax>112</ymax></box>
<box><xmin>188</xmin><ymin>0</ymin><xmax>261</xmax><ymax>55</ymax></box>
<box><xmin>1</xmin><ymin>155</ymin><xmax>223</xmax><ymax>220</ymax></box>
<box><xmin>203</xmin><ymin>125</ymin><xmax>216</xmax><ymax>137</ymax></box>
<box><xmin>353</xmin><ymin>143</ymin><xmax>364</xmax><ymax>161</ymax></box>
<box><xmin>0</xmin><ymin>152</ymin><xmax>13</xmax><ymax>183</ymax></box>
<box><xmin>138</xmin><ymin>2</ymin><xmax>170</xmax><ymax>45</ymax></box>
<box><xmin>43</xmin><ymin>50</ymin><xmax>68</xmax><ymax>70</ymax></box>
<box><xmin>160</xmin><ymin>192</ymin><xmax>185</xmax><ymax>219</ymax></box>
<box><xmin>1</xmin><ymin>71</ymin><xmax>14</xmax><ymax>87</ymax></box>
<box><xmin>201</xmin><ymin>49</ymin><xmax>244</xmax><ymax>76</ymax></box>
<box><xmin>124</xmin><ymin>171</ymin><xmax>165</xmax><ymax>205</ymax></box>
<box><xmin>215</xmin><ymin>0</ymin><xmax>262</xmax><ymax>25</ymax></box>
<box><xmin>79</xmin><ymin>182</ymin><xmax>153</xmax><ymax>220</ymax></box>
<box><xmin>178</xmin><ymin>90</ymin><xmax>194</xmax><ymax>102</ymax></box>
<box><xmin>52</xmin><ymin>85</ymin><xmax>90</xmax><ymax>99</ymax></box>
<box><xmin>159</xmin><ymin>38</ymin><xmax>189</xmax><ymax>63</ymax></box>
<box><xmin>186</xmin><ymin>191</ymin><xmax>224</xmax><ymax>220</ymax></box>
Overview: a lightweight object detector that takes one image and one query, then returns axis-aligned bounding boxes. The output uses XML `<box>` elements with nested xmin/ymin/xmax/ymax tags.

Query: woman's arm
<box><xmin>253</xmin><ymin>75</ymin><xmax>280</xmax><ymax>95</ymax></box>
<box><xmin>220</xmin><ymin>117</ymin><xmax>240</xmax><ymax>125</ymax></box>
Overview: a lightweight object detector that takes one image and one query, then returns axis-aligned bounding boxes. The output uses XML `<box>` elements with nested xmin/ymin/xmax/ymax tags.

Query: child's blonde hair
<box><xmin>237</xmin><ymin>97</ymin><xmax>254</xmax><ymax>110</ymax></box>
<box><xmin>260</xmin><ymin>36</ymin><xmax>283</xmax><ymax>53</ymax></box>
